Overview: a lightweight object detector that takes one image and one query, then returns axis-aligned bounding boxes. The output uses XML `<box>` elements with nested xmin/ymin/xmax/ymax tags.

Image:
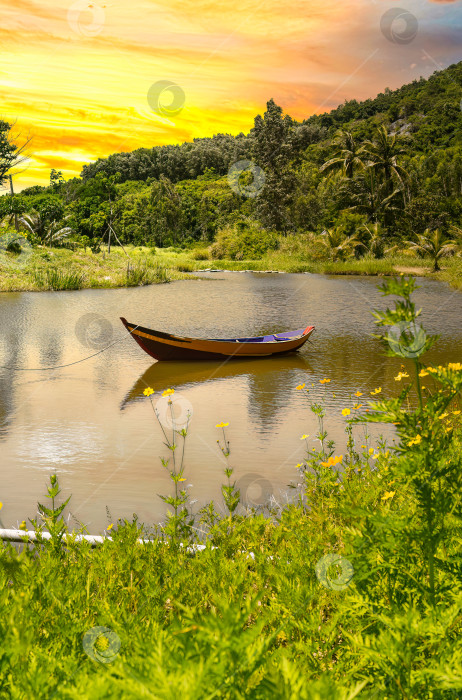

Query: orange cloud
<box><xmin>0</xmin><ymin>0</ymin><xmax>459</xmax><ymax>189</ymax></box>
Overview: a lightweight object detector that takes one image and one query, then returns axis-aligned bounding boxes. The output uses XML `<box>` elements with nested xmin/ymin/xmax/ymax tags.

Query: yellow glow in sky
<box><xmin>0</xmin><ymin>0</ymin><xmax>459</xmax><ymax>189</ymax></box>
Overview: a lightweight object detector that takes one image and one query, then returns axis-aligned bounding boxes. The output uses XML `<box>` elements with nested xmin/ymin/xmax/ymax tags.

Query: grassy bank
<box><xmin>0</xmin><ymin>246</ymin><xmax>190</xmax><ymax>292</ymax></box>
<box><xmin>1</xmin><ymin>243</ymin><xmax>461</xmax><ymax>293</ymax></box>
<box><xmin>157</xmin><ymin>246</ymin><xmax>462</xmax><ymax>289</ymax></box>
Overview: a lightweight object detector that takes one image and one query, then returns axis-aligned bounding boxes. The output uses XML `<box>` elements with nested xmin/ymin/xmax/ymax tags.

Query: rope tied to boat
<box><xmin>0</xmin><ymin>324</ymin><xmax>141</xmax><ymax>372</ymax></box>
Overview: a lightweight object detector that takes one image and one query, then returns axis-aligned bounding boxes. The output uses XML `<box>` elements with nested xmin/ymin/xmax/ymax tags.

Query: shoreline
<box><xmin>0</xmin><ymin>245</ymin><xmax>461</xmax><ymax>293</ymax></box>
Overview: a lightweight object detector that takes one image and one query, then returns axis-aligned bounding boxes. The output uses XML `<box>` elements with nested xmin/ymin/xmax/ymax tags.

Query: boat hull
<box><xmin>121</xmin><ymin>318</ymin><xmax>314</xmax><ymax>361</ymax></box>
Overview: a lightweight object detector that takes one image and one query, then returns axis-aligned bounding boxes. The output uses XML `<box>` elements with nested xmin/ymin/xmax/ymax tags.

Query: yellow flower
<box><xmin>352</xmin><ymin>404</ymin><xmax>363</xmax><ymax>410</ymax></box>
<box><xmin>162</xmin><ymin>388</ymin><xmax>175</xmax><ymax>397</ymax></box>
<box><xmin>369</xmin><ymin>448</ymin><xmax>374</xmax><ymax>455</ymax></box>
<box><xmin>448</xmin><ymin>362</ymin><xmax>462</xmax><ymax>371</ymax></box>
<box><xmin>107</xmin><ymin>524</ymin><xmax>114</xmax><ymax>531</ymax></box>
<box><xmin>319</xmin><ymin>378</ymin><xmax>331</xmax><ymax>384</ymax></box>
<box><xmin>381</xmin><ymin>491</ymin><xmax>396</xmax><ymax>501</ymax></box>
<box><xmin>295</xmin><ymin>463</ymin><xmax>303</xmax><ymax>469</ymax></box>
<box><xmin>300</xmin><ymin>434</ymin><xmax>309</xmax><ymax>440</ymax></box>
<box><xmin>361</xmin><ymin>445</ymin><xmax>366</xmax><ymax>449</ymax></box>
<box><xmin>341</xmin><ymin>408</ymin><xmax>351</xmax><ymax>417</ymax></box>
<box><xmin>408</xmin><ymin>434</ymin><xmax>422</xmax><ymax>447</ymax></box>
<box><xmin>143</xmin><ymin>387</ymin><xmax>154</xmax><ymax>397</ymax></box>
<box><xmin>427</xmin><ymin>366</ymin><xmax>437</xmax><ymax>373</ymax></box>
<box><xmin>19</xmin><ymin>520</ymin><xmax>27</xmax><ymax>531</ymax></box>
<box><xmin>419</xmin><ymin>369</ymin><xmax>429</xmax><ymax>378</ymax></box>
<box><xmin>453</xmin><ymin>410</ymin><xmax>461</xmax><ymax>416</ymax></box>
<box><xmin>394</xmin><ymin>372</ymin><xmax>409</xmax><ymax>382</ymax></box>
<box><xmin>178</xmin><ymin>478</ymin><xmax>186</xmax><ymax>482</ymax></box>
<box><xmin>372</xmin><ymin>453</ymin><xmax>379</xmax><ymax>460</ymax></box>
<box><xmin>370</xmin><ymin>387</ymin><xmax>382</xmax><ymax>395</ymax></box>
<box><xmin>438</xmin><ymin>413</ymin><xmax>449</xmax><ymax>420</ymax></box>
<box><xmin>216</xmin><ymin>422</ymin><xmax>229</xmax><ymax>428</ymax></box>
<box><xmin>0</xmin><ymin>502</ymin><xmax>2</xmax><ymax>510</ymax></box>
<box><xmin>296</xmin><ymin>383</ymin><xmax>306</xmax><ymax>390</ymax></box>
<box><xmin>355</xmin><ymin>391</ymin><xmax>363</xmax><ymax>397</ymax></box>
<box><xmin>321</xmin><ymin>455</ymin><xmax>343</xmax><ymax>467</ymax></box>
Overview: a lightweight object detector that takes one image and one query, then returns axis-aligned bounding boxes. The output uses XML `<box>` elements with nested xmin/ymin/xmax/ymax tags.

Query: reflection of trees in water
<box><xmin>121</xmin><ymin>355</ymin><xmax>313</xmax><ymax>434</ymax></box>
<box><xmin>246</xmin><ymin>363</ymin><xmax>313</xmax><ymax>430</ymax></box>
<box><xmin>0</xmin><ymin>328</ymin><xmax>22</xmax><ymax>440</ymax></box>
<box><xmin>38</xmin><ymin>328</ymin><xmax>64</xmax><ymax>369</ymax></box>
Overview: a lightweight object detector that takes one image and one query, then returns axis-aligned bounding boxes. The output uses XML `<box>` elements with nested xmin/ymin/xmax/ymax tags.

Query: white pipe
<box><xmin>0</xmin><ymin>528</ymin><xmax>115</xmax><ymax>545</ymax></box>
<box><xmin>0</xmin><ymin>529</ymin><xmax>211</xmax><ymax>552</ymax></box>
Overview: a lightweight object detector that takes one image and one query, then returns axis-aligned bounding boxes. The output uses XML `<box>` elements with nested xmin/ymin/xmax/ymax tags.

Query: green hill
<box><xmin>9</xmin><ymin>61</ymin><xmax>462</xmax><ymax>258</ymax></box>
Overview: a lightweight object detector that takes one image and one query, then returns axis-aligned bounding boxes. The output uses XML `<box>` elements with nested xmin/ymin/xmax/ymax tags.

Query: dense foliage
<box><xmin>2</xmin><ymin>62</ymin><xmax>462</xmax><ymax>259</ymax></box>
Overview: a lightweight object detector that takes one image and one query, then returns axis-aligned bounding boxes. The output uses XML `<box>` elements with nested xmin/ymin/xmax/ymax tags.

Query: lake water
<box><xmin>1</xmin><ymin>271</ymin><xmax>461</xmax><ymax>533</ymax></box>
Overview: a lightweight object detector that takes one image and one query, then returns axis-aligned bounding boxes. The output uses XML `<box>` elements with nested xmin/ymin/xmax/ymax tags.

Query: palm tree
<box><xmin>361</xmin><ymin>222</ymin><xmax>386</xmax><ymax>259</ymax></box>
<box><xmin>360</xmin><ymin>125</ymin><xmax>409</xmax><ymax>197</ymax></box>
<box><xmin>340</xmin><ymin>170</ymin><xmax>402</xmax><ymax>223</ymax></box>
<box><xmin>319</xmin><ymin>227</ymin><xmax>364</xmax><ymax>262</ymax></box>
<box><xmin>20</xmin><ymin>212</ymin><xmax>72</xmax><ymax>247</ymax></box>
<box><xmin>407</xmin><ymin>228</ymin><xmax>457</xmax><ymax>272</ymax></box>
<box><xmin>320</xmin><ymin>130</ymin><xmax>365</xmax><ymax>178</ymax></box>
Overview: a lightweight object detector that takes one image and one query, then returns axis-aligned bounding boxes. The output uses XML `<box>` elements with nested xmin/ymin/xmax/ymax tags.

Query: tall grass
<box><xmin>33</xmin><ymin>267</ymin><xmax>86</xmax><ymax>290</ymax></box>
<box><xmin>125</xmin><ymin>261</ymin><xmax>171</xmax><ymax>286</ymax></box>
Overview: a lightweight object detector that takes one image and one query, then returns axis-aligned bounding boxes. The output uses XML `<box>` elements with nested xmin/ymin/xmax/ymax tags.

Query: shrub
<box><xmin>190</xmin><ymin>247</ymin><xmax>210</xmax><ymax>261</ymax></box>
<box><xmin>210</xmin><ymin>220</ymin><xmax>278</xmax><ymax>260</ymax></box>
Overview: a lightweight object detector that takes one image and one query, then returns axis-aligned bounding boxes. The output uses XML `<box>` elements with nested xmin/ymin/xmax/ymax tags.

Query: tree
<box><xmin>341</xmin><ymin>170</ymin><xmax>402</xmax><ymax>225</ymax></box>
<box><xmin>0</xmin><ymin>120</ymin><xmax>31</xmax><ymax>186</ymax></box>
<box><xmin>20</xmin><ymin>212</ymin><xmax>72</xmax><ymax>247</ymax></box>
<box><xmin>251</xmin><ymin>99</ymin><xmax>295</xmax><ymax>232</ymax></box>
<box><xmin>149</xmin><ymin>175</ymin><xmax>184</xmax><ymax>246</ymax></box>
<box><xmin>360</xmin><ymin>125</ymin><xmax>409</xmax><ymax>197</ymax></box>
<box><xmin>50</xmin><ymin>169</ymin><xmax>65</xmax><ymax>191</ymax></box>
<box><xmin>407</xmin><ymin>228</ymin><xmax>458</xmax><ymax>272</ymax></box>
<box><xmin>319</xmin><ymin>227</ymin><xmax>363</xmax><ymax>261</ymax></box>
<box><xmin>320</xmin><ymin>130</ymin><xmax>365</xmax><ymax>178</ymax></box>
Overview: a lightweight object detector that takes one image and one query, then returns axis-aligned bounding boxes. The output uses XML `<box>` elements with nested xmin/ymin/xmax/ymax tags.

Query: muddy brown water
<box><xmin>1</xmin><ymin>271</ymin><xmax>461</xmax><ymax>533</ymax></box>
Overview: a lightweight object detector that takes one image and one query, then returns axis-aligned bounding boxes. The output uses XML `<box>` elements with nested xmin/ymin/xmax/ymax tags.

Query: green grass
<box><xmin>33</xmin><ymin>267</ymin><xmax>86</xmax><ymax>290</ymax></box>
<box><xmin>0</xmin><ymin>246</ymin><xmax>189</xmax><ymax>292</ymax></box>
<box><xmin>0</xmin><ymin>243</ymin><xmax>460</xmax><ymax>293</ymax></box>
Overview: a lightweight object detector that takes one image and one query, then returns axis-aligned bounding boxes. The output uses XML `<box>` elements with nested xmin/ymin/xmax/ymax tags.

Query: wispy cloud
<box><xmin>0</xmin><ymin>0</ymin><xmax>459</xmax><ymax>189</ymax></box>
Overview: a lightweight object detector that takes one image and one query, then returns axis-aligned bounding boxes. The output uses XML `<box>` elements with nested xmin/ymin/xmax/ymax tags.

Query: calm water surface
<box><xmin>1</xmin><ymin>272</ymin><xmax>461</xmax><ymax>532</ymax></box>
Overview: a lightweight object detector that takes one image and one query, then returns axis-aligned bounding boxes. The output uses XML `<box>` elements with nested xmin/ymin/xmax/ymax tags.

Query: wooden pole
<box><xmin>107</xmin><ymin>196</ymin><xmax>112</xmax><ymax>254</ymax></box>
<box><xmin>9</xmin><ymin>175</ymin><xmax>19</xmax><ymax>232</ymax></box>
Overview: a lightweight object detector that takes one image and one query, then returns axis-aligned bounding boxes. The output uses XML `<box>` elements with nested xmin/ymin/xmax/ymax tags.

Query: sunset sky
<box><xmin>1</xmin><ymin>0</ymin><xmax>461</xmax><ymax>190</ymax></box>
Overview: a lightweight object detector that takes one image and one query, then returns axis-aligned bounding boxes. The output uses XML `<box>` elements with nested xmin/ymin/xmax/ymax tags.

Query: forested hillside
<box><xmin>3</xmin><ymin>61</ymin><xmax>462</xmax><ymax>260</ymax></box>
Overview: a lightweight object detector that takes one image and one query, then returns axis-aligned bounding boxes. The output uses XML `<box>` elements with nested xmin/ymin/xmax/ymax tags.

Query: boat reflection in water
<box><xmin>120</xmin><ymin>354</ymin><xmax>314</xmax><ymax>416</ymax></box>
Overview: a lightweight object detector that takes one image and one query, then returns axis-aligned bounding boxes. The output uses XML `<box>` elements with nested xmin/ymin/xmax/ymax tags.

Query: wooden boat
<box><xmin>120</xmin><ymin>317</ymin><xmax>315</xmax><ymax>361</ymax></box>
